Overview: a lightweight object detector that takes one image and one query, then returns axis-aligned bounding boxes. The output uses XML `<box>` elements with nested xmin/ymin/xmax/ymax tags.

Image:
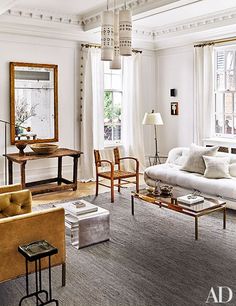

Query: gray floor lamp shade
<box><xmin>142</xmin><ymin>110</ymin><xmax>163</xmax><ymax>164</ymax></box>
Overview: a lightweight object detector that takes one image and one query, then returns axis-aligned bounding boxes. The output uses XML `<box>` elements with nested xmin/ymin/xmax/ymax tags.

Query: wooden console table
<box><xmin>6</xmin><ymin>148</ymin><xmax>82</xmax><ymax>195</ymax></box>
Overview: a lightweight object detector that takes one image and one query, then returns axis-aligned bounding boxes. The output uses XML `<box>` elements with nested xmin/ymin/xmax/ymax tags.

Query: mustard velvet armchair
<box><xmin>0</xmin><ymin>184</ymin><xmax>32</xmax><ymax>218</ymax></box>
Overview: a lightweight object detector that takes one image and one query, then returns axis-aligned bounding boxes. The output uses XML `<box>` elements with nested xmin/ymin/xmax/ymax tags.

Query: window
<box><xmin>104</xmin><ymin>61</ymin><xmax>122</xmax><ymax>145</ymax></box>
<box><xmin>214</xmin><ymin>48</ymin><xmax>236</xmax><ymax>136</ymax></box>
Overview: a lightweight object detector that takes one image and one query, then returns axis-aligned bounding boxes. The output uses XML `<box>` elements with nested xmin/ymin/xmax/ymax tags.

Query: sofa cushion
<box><xmin>181</xmin><ymin>144</ymin><xmax>218</xmax><ymax>174</ymax></box>
<box><xmin>203</xmin><ymin>156</ymin><xmax>231</xmax><ymax>179</ymax></box>
<box><xmin>144</xmin><ymin>163</ymin><xmax>236</xmax><ymax>200</ymax></box>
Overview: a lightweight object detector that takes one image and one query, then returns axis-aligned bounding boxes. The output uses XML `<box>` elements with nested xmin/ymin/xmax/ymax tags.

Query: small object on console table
<box><xmin>16</xmin><ymin>142</ymin><xmax>27</xmax><ymax>156</ymax></box>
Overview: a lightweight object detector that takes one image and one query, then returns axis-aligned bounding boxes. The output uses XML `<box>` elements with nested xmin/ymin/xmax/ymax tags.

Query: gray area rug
<box><xmin>1</xmin><ymin>189</ymin><xmax>236</xmax><ymax>306</ymax></box>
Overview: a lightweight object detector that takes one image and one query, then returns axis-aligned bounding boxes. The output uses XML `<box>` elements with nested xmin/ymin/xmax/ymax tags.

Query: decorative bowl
<box><xmin>30</xmin><ymin>144</ymin><xmax>58</xmax><ymax>155</ymax></box>
<box><xmin>16</xmin><ymin>142</ymin><xmax>28</xmax><ymax>155</ymax></box>
<box><xmin>160</xmin><ymin>185</ymin><xmax>173</xmax><ymax>196</ymax></box>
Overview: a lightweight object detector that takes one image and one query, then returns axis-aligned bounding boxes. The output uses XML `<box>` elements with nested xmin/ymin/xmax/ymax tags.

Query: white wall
<box><xmin>0</xmin><ymin>32</ymin><xmax>156</xmax><ymax>184</ymax></box>
<box><xmin>0</xmin><ymin>33</ymin><xmax>80</xmax><ymax>185</ymax></box>
<box><xmin>141</xmin><ymin>50</ymin><xmax>157</xmax><ymax>162</ymax></box>
<box><xmin>156</xmin><ymin>45</ymin><xmax>194</xmax><ymax>155</ymax></box>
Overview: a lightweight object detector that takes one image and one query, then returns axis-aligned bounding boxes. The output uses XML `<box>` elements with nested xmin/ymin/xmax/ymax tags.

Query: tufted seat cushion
<box><xmin>0</xmin><ymin>189</ymin><xmax>32</xmax><ymax>218</ymax></box>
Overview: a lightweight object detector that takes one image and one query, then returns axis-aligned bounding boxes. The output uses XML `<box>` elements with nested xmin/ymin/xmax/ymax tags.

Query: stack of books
<box><xmin>64</xmin><ymin>200</ymin><xmax>98</xmax><ymax>216</ymax></box>
<box><xmin>177</xmin><ymin>194</ymin><xmax>204</xmax><ymax>206</ymax></box>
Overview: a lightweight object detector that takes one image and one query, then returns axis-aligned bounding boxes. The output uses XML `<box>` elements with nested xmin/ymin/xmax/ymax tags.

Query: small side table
<box><xmin>148</xmin><ymin>155</ymin><xmax>168</xmax><ymax>166</ymax></box>
<box><xmin>18</xmin><ymin>240</ymin><xmax>59</xmax><ymax>306</ymax></box>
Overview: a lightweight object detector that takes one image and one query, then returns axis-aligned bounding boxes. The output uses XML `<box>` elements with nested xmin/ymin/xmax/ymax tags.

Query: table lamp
<box><xmin>142</xmin><ymin>110</ymin><xmax>163</xmax><ymax>164</ymax></box>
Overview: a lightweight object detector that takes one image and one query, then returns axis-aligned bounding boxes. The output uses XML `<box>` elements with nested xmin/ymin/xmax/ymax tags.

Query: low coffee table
<box><xmin>131</xmin><ymin>189</ymin><xmax>226</xmax><ymax>240</ymax></box>
<box><xmin>55</xmin><ymin>201</ymin><xmax>110</xmax><ymax>249</ymax></box>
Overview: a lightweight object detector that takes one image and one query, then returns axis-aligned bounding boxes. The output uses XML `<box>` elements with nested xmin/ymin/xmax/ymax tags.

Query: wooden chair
<box><xmin>94</xmin><ymin>147</ymin><xmax>139</xmax><ymax>202</ymax></box>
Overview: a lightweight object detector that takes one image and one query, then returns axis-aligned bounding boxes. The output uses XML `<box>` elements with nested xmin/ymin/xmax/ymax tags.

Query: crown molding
<box><xmin>3</xmin><ymin>8</ymin><xmax>82</xmax><ymax>26</ymax></box>
<box><xmin>153</xmin><ymin>8</ymin><xmax>236</xmax><ymax>39</ymax></box>
<box><xmin>0</xmin><ymin>0</ymin><xmax>19</xmax><ymax>15</ymax></box>
<box><xmin>82</xmin><ymin>0</ymin><xmax>191</xmax><ymax>31</ymax></box>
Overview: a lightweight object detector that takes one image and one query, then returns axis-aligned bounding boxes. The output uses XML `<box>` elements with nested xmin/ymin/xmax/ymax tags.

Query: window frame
<box><xmin>103</xmin><ymin>63</ymin><xmax>123</xmax><ymax>146</ymax></box>
<box><xmin>214</xmin><ymin>47</ymin><xmax>236</xmax><ymax>138</ymax></box>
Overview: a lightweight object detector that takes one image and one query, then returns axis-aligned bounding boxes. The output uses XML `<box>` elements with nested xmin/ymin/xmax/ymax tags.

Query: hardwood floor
<box><xmin>32</xmin><ymin>175</ymin><xmax>144</xmax><ymax>206</ymax></box>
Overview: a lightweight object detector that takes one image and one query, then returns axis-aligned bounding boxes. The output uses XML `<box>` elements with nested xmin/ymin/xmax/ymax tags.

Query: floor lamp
<box><xmin>0</xmin><ymin>119</ymin><xmax>10</xmax><ymax>185</ymax></box>
<box><xmin>142</xmin><ymin>110</ymin><xmax>163</xmax><ymax>165</ymax></box>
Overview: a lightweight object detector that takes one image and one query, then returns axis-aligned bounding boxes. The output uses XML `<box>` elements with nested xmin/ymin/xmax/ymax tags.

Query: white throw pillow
<box><xmin>181</xmin><ymin>144</ymin><xmax>218</xmax><ymax>174</ymax></box>
<box><xmin>203</xmin><ymin>155</ymin><xmax>231</xmax><ymax>179</ymax></box>
<box><xmin>229</xmin><ymin>163</ymin><xmax>236</xmax><ymax>177</ymax></box>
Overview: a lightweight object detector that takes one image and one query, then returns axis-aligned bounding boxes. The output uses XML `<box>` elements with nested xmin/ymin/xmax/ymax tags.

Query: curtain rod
<box><xmin>194</xmin><ymin>36</ymin><xmax>236</xmax><ymax>48</ymax></box>
<box><xmin>81</xmin><ymin>43</ymin><xmax>142</xmax><ymax>54</ymax></box>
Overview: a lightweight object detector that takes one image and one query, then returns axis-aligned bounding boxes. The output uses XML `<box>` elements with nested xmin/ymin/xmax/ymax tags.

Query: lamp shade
<box><xmin>119</xmin><ymin>9</ymin><xmax>132</xmax><ymax>56</ymax></box>
<box><xmin>142</xmin><ymin>112</ymin><xmax>163</xmax><ymax>125</ymax></box>
<box><xmin>101</xmin><ymin>10</ymin><xmax>114</xmax><ymax>61</ymax></box>
<box><xmin>110</xmin><ymin>12</ymin><xmax>121</xmax><ymax>69</ymax></box>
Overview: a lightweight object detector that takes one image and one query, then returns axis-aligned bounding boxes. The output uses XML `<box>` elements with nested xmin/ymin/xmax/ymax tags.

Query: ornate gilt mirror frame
<box><xmin>10</xmin><ymin>62</ymin><xmax>58</xmax><ymax>144</ymax></box>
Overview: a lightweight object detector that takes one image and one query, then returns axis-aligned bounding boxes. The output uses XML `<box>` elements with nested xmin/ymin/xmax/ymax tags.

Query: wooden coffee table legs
<box><xmin>195</xmin><ymin>217</ymin><xmax>198</xmax><ymax>240</ymax></box>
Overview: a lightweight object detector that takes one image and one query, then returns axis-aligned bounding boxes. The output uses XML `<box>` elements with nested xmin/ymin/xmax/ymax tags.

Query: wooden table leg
<box><xmin>73</xmin><ymin>156</ymin><xmax>78</xmax><ymax>191</ymax></box>
<box><xmin>195</xmin><ymin>216</ymin><xmax>198</xmax><ymax>240</ymax></box>
<box><xmin>8</xmin><ymin>160</ymin><xmax>13</xmax><ymax>184</ymax></box>
<box><xmin>58</xmin><ymin>157</ymin><xmax>62</xmax><ymax>185</ymax></box>
<box><xmin>131</xmin><ymin>195</ymin><xmax>134</xmax><ymax>215</ymax></box>
<box><xmin>223</xmin><ymin>207</ymin><xmax>226</xmax><ymax>229</ymax></box>
<box><xmin>20</xmin><ymin>162</ymin><xmax>26</xmax><ymax>189</ymax></box>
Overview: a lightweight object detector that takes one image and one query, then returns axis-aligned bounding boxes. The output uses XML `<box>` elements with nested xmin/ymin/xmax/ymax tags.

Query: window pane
<box><xmin>226</xmin><ymin>51</ymin><xmax>235</xmax><ymax>70</ymax></box>
<box><xmin>113</xmin><ymin>125</ymin><xmax>121</xmax><ymax>141</ymax></box>
<box><xmin>104</xmin><ymin>74</ymin><xmax>111</xmax><ymax>89</ymax></box>
<box><xmin>225</xmin><ymin>93</ymin><xmax>233</xmax><ymax>114</ymax></box>
<box><xmin>216</xmin><ymin>73</ymin><xmax>225</xmax><ymax>91</ymax></box>
<box><xmin>215</xmin><ymin>115</ymin><xmax>223</xmax><ymax>134</ymax></box>
<box><xmin>104</xmin><ymin>91</ymin><xmax>112</xmax><ymax>121</ymax></box>
<box><xmin>226</xmin><ymin>70</ymin><xmax>235</xmax><ymax>91</ymax></box>
<box><xmin>112</xmin><ymin>74</ymin><xmax>122</xmax><ymax>90</ymax></box>
<box><xmin>104</xmin><ymin>61</ymin><xmax>110</xmax><ymax>73</ymax></box>
<box><xmin>215</xmin><ymin>93</ymin><xmax>224</xmax><ymax>113</ymax></box>
<box><xmin>216</xmin><ymin>51</ymin><xmax>225</xmax><ymax>71</ymax></box>
<box><xmin>113</xmin><ymin>92</ymin><xmax>122</xmax><ymax>121</ymax></box>
<box><xmin>104</xmin><ymin>125</ymin><xmax>112</xmax><ymax>141</ymax></box>
<box><xmin>224</xmin><ymin>115</ymin><xmax>233</xmax><ymax>135</ymax></box>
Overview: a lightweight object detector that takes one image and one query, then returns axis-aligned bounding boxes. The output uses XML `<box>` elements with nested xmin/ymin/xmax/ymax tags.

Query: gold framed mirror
<box><xmin>10</xmin><ymin>62</ymin><xmax>58</xmax><ymax>144</ymax></box>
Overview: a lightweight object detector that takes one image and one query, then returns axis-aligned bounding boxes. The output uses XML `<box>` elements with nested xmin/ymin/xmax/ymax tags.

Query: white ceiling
<box><xmin>134</xmin><ymin>0</ymin><xmax>236</xmax><ymax>29</ymax></box>
<box><xmin>15</xmin><ymin>0</ymin><xmax>107</xmax><ymax>16</ymax></box>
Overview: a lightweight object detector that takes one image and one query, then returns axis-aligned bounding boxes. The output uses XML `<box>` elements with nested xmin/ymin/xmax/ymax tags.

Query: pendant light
<box><xmin>101</xmin><ymin>0</ymin><xmax>114</xmax><ymax>61</ymax></box>
<box><xmin>119</xmin><ymin>0</ymin><xmax>132</xmax><ymax>56</ymax></box>
<box><xmin>110</xmin><ymin>1</ymin><xmax>121</xmax><ymax>69</ymax></box>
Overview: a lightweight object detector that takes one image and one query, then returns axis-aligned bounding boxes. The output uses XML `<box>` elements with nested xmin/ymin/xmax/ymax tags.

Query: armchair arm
<box><xmin>96</xmin><ymin>159</ymin><xmax>114</xmax><ymax>167</ymax></box>
<box><xmin>119</xmin><ymin>157</ymin><xmax>139</xmax><ymax>172</ymax></box>
<box><xmin>95</xmin><ymin>160</ymin><xmax>114</xmax><ymax>174</ymax></box>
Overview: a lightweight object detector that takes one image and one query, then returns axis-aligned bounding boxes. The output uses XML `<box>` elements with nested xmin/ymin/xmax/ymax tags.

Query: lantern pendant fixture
<box><xmin>119</xmin><ymin>1</ymin><xmax>132</xmax><ymax>56</ymax></box>
<box><xmin>101</xmin><ymin>0</ymin><xmax>114</xmax><ymax>61</ymax></box>
<box><xmin>110</xmin><ymin>5</ymin><xmax>121</xmax><ymax>69</ymax></box>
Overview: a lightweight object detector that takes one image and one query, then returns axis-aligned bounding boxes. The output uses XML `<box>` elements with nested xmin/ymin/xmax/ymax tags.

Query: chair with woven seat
<box><xmin>94</xmin><ymin>147</ymin><xmax>139</xmax><ymax>202</ymax></box>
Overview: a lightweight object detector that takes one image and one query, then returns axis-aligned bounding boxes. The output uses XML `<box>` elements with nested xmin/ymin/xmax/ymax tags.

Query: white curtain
<box><xmin>80</xmin><ymin>48</ymin><xmax>104</xmax><ymax>181</ymax></box>
<box><xmin>122</xmin><ymin>53</ymin><xmax>146</xmax><ymax>172</ymax></box>
<box><xmin>194</xmin><ymin>45</ymin><xmax>214</xmax><ymax>145</ymax></box>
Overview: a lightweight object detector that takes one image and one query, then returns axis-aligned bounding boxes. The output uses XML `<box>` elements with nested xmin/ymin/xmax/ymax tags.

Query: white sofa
<box><xmin>144</xmin><ymin>147</ymin><xmax>236</xmax><ymax>210</ymax></box>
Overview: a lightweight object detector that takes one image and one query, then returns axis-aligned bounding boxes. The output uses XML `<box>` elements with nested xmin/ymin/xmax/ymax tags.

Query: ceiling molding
<box><xmin>82</xmin><ymin>0</ymin><xmax>192</xmax><ymax>31</ymax></box>
<box><xmin>0</xmin><ymin>0</ymin><xmax>19</xmax><ymax>15</ymax></box>
<box><xmin>153</xmin><ymin>8</ymin><xmax>236</xmax><ymax>39</ymax></box>
<box><xmin>4</xmin><ymin>8</ymin><xmax>82</xmax><ymax>26</ymax></box>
